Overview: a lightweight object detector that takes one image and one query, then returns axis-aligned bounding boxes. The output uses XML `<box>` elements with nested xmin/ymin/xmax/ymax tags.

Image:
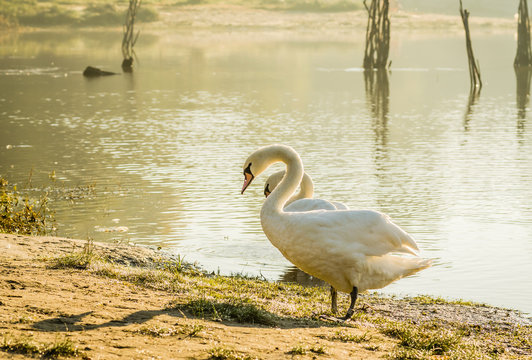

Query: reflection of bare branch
<box><xmin>459</xmin><ymin>0</ymin><xmax>482</xmax><ymax>92</ymax></box>
<box><xmin>122</xmin><ymin>0</ymin><xmax>141</xmax><ymax>71</ymax></box>
<box><xmin>463</xmin><ymin>87</ymin><xmax>480</xmax><ymax>132</ymax></box>
<box><xmin>365</xmin><ymin>69</ymin><xmax>390</xmax><ymax>151</ymax></box>
<box><xmin>363</xmin><ymin>0</ymin><xmax>391</xmax><ymax>70</ymax></box>
<box><xmin>515</xmin><ymin>66</ymin><xmax>531</xmax><ymax>135</ymax></box>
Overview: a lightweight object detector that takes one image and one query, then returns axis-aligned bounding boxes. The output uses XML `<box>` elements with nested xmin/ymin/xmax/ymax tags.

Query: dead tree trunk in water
<box><xmin>459</xmin><ymin>0</ymin><xmax>482</xmax><ymax>93</ymax></box>
<box><xmin>122</xmin><ymin>0</ymin><xmax>141</xmax><ymax>72</ymax></box>
<box><xmin>514</xmin><ymin>0</ymin><xmax>532</xmax><ymax>68</ymax></box>
<box><xmin>363</xmin><ymin>0</ymin><xmax>391</xmax><ymax>70</ymax></box>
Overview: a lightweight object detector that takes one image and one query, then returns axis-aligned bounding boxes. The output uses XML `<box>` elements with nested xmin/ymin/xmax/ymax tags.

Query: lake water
<box><xmin>1</xmin><ymin>29</ymin><xmax>531</xmax><ymax>314</ymax></box>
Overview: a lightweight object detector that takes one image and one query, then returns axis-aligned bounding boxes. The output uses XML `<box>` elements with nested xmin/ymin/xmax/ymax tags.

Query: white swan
<box><xmin>264</xmin><ymin>170</ymin><xmax>348</xmax><ymax>211</ymax></box>
<box><xmin>264</xmin><ymin>170</ymin><xmax>348</xmax><ymax>313</ymax></box>
<box><xmin>241</xmin><ymin>144</ymin><xmax>431</xmax><ymax>320</ymax></box>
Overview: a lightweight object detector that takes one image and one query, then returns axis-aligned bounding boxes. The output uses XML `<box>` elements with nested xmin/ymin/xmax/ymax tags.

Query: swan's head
<box><xmin>241</xmin><ymin>144</ymin><xmax>296</xmax><ymax>195</ymax></box>
<box><xmin>263</xmin><ymin>170</ymin><xmax>286</xmax><ymax>198</ymax></box>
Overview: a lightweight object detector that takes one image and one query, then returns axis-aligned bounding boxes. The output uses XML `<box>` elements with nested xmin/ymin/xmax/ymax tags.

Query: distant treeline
<box><xmin>0</xmin><ymin>0</ymin><xmax>368</xmax><ymax>28</ymax></box>
<box><xmin>0</xmin><ymin>0</ymin><xmax>158</xmax><ymax>28</ymax></box>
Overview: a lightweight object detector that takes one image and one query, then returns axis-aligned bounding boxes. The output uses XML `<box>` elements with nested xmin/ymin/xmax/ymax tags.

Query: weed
<box><xmin>288</xmin><ymin>345</ymin><xmax>307</xmax><ymax>355</ymax></box>
<box><xmin>137</xmin><ymin>325</ymin><xmax>180</xmax><ymax>337</ymax></box>
<box><xmin>208</xmin><ymin>346</ymin><xmax>255</xmax><ymax>360</ymax></box>
<box><xmin>1</xmin><ymin>334</ymin><xmax>87</xmax><ymax>359</ymax></box>
<box><xmin>42</xmin><ymin>338</ymin><xmax>82</xmax><ymax>358</ymax></box>
<box><xmin>49</xmin><ymin>240</ymin><xmax>97</xmax><ymax>270</ymax></box>
<box><xmin>309</xmin><ymin>344</ymin><xmax>327</xmax><ymax>354</ymax></box>
<box><xmin>409</xmin><ymin>295</ymin><xmax>481</xmax><ymax>307</ymax></box>
<box><xmin>0</xmin><ymin>176</ymin><xmax>54</xmax><ymax>235</ymax></box>
<box><xmin>382</xmin><ymin>321</ymin><xmax>461</xmax><ymax>355</ymax></box>
<box><xmin>177</xmin><ymin>298</ymin><xmax>277</xmax><ymax>326</ymax></box>
<box><xmin>288</xmin><ymin>344</ymin><xmax>327</xmax><ymax>356</ymax></box>
<box><xmin>180</xmin><ymin>323</ymin><xmax>205</xmax><ymax>338</ymax></box>
<box><xmin>1</xmin><ymin>335</ymin><xmax>40</xmax><ymax>356</ymax></box>
<box><xmin>331</xmin><ymin>329</ymin><xmax>371</xmax><ymax>343</ymax></box>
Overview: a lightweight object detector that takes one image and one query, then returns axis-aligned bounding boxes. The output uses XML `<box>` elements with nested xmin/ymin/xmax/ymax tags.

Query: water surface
<box><xmin>1</xmin><ymin>29</ymin><xmax>531</xmax><ymax>314</ymax></box>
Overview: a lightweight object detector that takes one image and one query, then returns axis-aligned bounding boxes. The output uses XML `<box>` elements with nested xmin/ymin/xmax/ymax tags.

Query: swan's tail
<box><xmin>361</xmin><ymin>255</ymin><xmax>432</xmax><ymax>291</ymax></box>
<box><xmin>386</xmin><ymin>218</ymin><xmax>421</xmax><ymax>256</ymax></box>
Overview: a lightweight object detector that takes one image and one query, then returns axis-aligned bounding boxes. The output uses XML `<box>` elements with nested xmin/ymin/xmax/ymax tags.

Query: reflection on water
<box><xmin>463</xmin><ymin>86</ymin><xmax>480</xmax><ymax>132</ymax></box>
<box><xmin>516</xmin><ymin>66</ymin><xmax>531</xmax><ymax>137</ymax></box>
<box><xmin>1</xmin><ymin>30</ymin><xmax>532</xmax><ymax>314</ymax></box>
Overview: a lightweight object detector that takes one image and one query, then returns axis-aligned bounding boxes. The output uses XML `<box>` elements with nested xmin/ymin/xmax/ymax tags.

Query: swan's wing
<box><xmin>331</xmin><ymin>201</ymin><xmax>349</xmax><ymax>210</ymax></box>
<box><xmin>285</xmin><ymin>198</ymin><xmax>337</xmax><ymax>212</ymax></box>
<box><xmin>287</xmin><ymin>209</ymin><xmax>420</xmax><ymax>257</ymax></box>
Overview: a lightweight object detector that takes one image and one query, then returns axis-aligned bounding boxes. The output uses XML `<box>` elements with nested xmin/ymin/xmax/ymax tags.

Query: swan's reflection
<box><xmin>279</xmin><ymin>266</ymin><xmax>327</xmax><ymax>288</ymax></box>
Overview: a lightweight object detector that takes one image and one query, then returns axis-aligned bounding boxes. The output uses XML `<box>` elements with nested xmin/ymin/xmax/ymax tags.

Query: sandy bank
<box><xmin>1</xmin><ymin>233</ymin><xmax>530</xmax><ymax>359</ymax></box>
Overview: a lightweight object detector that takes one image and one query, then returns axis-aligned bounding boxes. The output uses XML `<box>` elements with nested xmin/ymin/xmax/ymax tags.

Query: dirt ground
<box><xmin>0</xmin><ymin>233</ymin><xmax>398</xmax><ymax>359</ymax></box>
<box><xmin>1</xmin><ymin>233</ymin><xmax>531</xmax><ymax>359</ymax></box>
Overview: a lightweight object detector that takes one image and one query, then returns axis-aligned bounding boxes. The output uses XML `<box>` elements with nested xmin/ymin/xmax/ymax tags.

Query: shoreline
<box><xmin>3</xmin><ymin>4</ymin><xmax>515</xmax><ymax>35</ymax></box>
<box><xmin>1</xmin><ymin>233</ymin><xmax>531</xmax><ymax>359</ymax></box>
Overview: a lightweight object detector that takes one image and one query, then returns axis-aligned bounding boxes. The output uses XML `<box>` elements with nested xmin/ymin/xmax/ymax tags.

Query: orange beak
<box><xmin>241</xmin><ymin>171</ymin><xmax>254</xmax><ymax>194</ymax></box>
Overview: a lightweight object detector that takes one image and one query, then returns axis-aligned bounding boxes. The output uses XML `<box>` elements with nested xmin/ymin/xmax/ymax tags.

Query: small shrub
<box><xmin>0</xmin><ymin>176</ymin><xmax>54</xmax><ymax>235</ymax></box>
<box><xmin>41</xmin><ymin>338</ymin><xmax>81</xmax><ymax>358</ymax></box>
<box><xmin>49</xmin><ymin>240</ymin><xmax>97</xmax><ymax>270</ymax></box>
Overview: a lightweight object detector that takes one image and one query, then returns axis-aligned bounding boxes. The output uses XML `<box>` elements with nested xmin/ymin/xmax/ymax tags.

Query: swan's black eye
<box><xmin>264</xmin><ymin>183</ymin><xmax>270</xmax><ymax>197</ymax></box>
<box><xmin>244</xmin><ymin>163</ymin><xmax>252</xmax><ymax>176</ymax></box>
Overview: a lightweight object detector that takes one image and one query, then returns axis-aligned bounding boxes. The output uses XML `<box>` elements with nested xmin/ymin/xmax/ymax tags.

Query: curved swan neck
<box><xmin>262</xmin><ymin>146</ymin><xmax>304</xmax><ymax>214</ymax></box>
<box><xmin>287</xmin><ymin>172</ymin><xmax>314</xmax><ymax>205</ymax></box>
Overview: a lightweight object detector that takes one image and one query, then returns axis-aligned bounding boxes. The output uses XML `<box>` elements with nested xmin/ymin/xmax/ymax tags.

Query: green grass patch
<box><xmin>48</xmin><ymin>240</ymin><xmax>98</xmax><ymax>270</ymax></box>
<box><xmin>330</xmin><ymin>329</ymin><xmax>371</xmax><ymax>343</ymax></box>
<box><xmin>1</xmin><ymin>334</ymin><xmax>87</xmax><ymax>359</ymax></box>
<box><xmin>0</xmin><ymin>176</ymin><xmax>54</xmax><ymax>236</ymax></box>
<box><xmin>176</xmin><ymin>298</ymin><xmax>278</xmax><ymax>326</ymax></box>
<box><xmin>382</xmin><ymin>321</ymin><xmax>462</xmax><ymax>356</ymax></box>
<box><xmin>137</xmin><ymin>324</ymin><xmax>180</xmax><ymax>337</ymax></box>
<box><xmin>288</xmin><ymin>344</ymin><xmax>327</xmax><ymax>355</ymax></box>
<box><xmin>408</xmin><ymin>295</ymin><xmax>482</xmax><ymax>307</ymax></box>
<box><xmin>208</xmin><ymin>346</ymin><xmax>256</xmax><ymax>360</ymax></box>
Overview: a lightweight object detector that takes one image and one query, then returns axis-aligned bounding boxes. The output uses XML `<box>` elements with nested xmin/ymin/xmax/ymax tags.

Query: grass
<box><xmin>382</xmin><ymin>320</ymin><xmax>463</xmax><ymax>357</ymax></box>
<box><xmin>136</xmin><ymin>323</ymin><xmax>204</xmax><ymax>337</ymax></box>
<box><xmin>0</xmin><ymin>176</ymin><xmax>54</xmax><ymax>236</ymax></box>
<box><xmin>43</xmin><ymin>244</ymin><xmax>532</xmax><ymax>359</ymax></box>
<box><xmin>176</xmin><ymin>298</ymin><xmax>278</xmax><ymax>326</ymax></box>
<box><xmin>1</xmin><ymin>334</ymin><xmax>88</xmax><ymax>359</ymax></box>
<box><xmin>208</xmin><ymin>346</ymin><xmax>256</xmax><ymax>360</ymax></box>
<box><xmin>288</xmin><ymin>344</ymin><xmax>327</xmax><ymax>355</ymax></box>
<box><xmin>330</xmin><ymin>329</ymin><xmax>372</xmax><ymax>343</ymax></box>
<box><xmin>48</xmin><ymin>240</ymin><xmax>98</xmax><ymax>270</ymax></box>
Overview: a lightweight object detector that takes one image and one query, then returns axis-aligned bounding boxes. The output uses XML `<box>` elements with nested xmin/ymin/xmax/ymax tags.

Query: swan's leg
<box><xmin>339</xmin><ymin>286</ymin><xmax>358</xmax><ymax>321</ymax></box>
<box><xmin>330</xmin><ymin>286</ymin><xmax>338</xmax><ymax>314</ymax></box>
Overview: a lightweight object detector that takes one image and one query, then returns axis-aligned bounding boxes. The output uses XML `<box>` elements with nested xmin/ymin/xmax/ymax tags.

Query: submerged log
<box><xmin>83</xmin><ymin>66</ymin><xmax>118</xmax><ymax>77</ymax></box>
<box><xmin>121</xmin><ymin>57</ymin><xmax>133</xmax><ymax>73</ymax></box>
